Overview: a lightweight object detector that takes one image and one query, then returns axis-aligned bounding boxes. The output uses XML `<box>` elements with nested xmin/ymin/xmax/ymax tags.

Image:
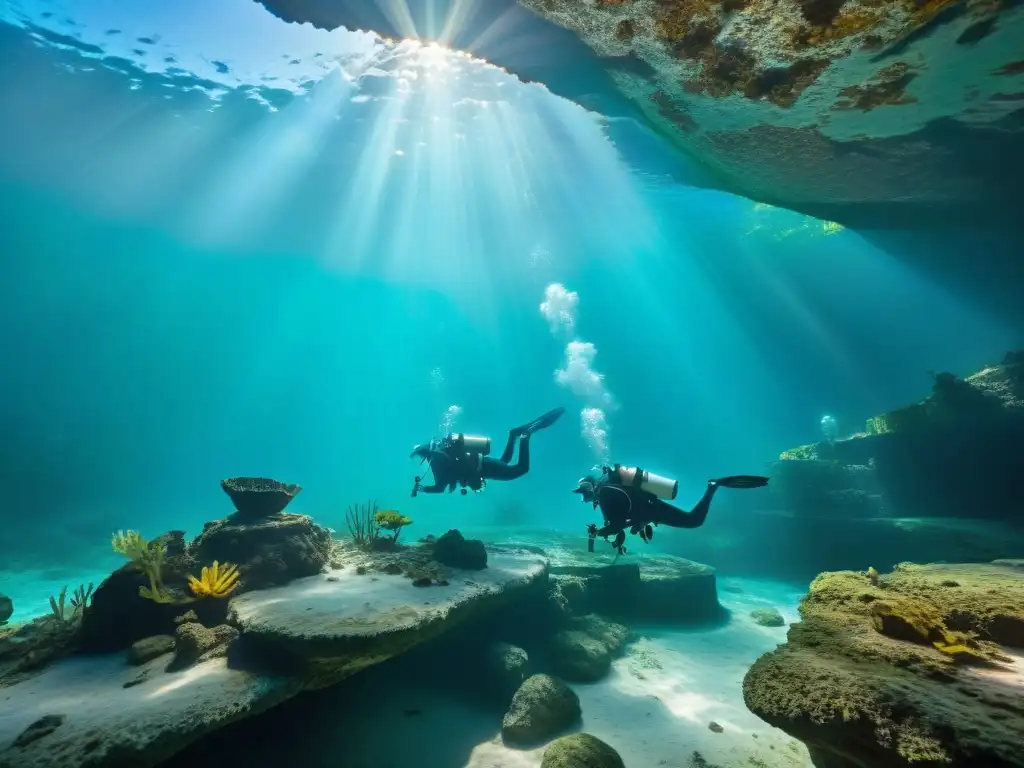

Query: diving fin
<box><xmin>516</xmin><ymin>407</ymin><xmax>566</xmax><ymax>436</ymax></box>
<box><xmin>714</xmin><ymin>475</ymin><xmax>770</xmax><ymax>489</ymax></box>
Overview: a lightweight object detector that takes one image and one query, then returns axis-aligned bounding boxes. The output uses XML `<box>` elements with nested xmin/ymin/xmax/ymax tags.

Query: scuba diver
<box><xmin>574</xmin><ymin>464</ymin><xmax>769</xmax><ymax>555</ymax></box>
<box><xmin>410</xmin><ymin>407</ymin><xmax>565</xmax><ymax>496</ymax></box>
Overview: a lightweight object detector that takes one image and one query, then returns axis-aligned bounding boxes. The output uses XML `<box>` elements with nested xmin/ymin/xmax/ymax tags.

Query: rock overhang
<box><xmin>254</xmin><ymin>0</ymin><xmax>1024</xmax><ymax>232</ymax></box>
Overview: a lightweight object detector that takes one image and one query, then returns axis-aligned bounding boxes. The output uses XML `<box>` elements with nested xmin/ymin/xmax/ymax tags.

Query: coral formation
<box><xmin>501</xmin><ymin>673</ymin><xmax>582</xmax><ymax>747</ymax></box>
<box><xmin>541</xmin><ymin>733</ymin><xmax>625</xmax><ymax>768</ymax></box>
<box><xmin>220</xmin><ymin>476</ymin><xmax>302</xmax><ymax>521</ymax></box>
<box><xmin>187</xmin><ymin>562</ymin><xmax>241</xmax><ymax>599</ymax></box>
<box><xmin>743</xmin><ymin>560</ymin><xmax>1024</xmax><ymax>767</ymax></box>
<box><xmin>345</xmin><ymin>499</ymin><xmax>382</xmax><ymax>548</ymax></box>
<box><xmin>373</xmin><ymin>509</ymin><xmax>412</xmax><ymax>544</ymax></box>
<box><xmin>172</xmin><ymin>621</ymin><xmax>239</xmax><ymax>667</ymax></box>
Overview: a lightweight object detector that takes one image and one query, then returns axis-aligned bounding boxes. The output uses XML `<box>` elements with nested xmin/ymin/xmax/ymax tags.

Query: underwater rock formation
<box><xmin>502</xmin><ymin>673</ymin><xmax>582</xmax><ymax>747</ymax></box>
<box><xmin>229</xmin><ymin>551</ymin><xmax>545</xmax><ymax>689</ymax></box>
<box><xmin>220</xmin><ymin>476</ymin><xmax>302</xmax><ymax>521</ymax></box>
<box><xmin>0</xmin><ymin>545</ymin><xmax>548</xmax><ymax>767</ymax></box>
<box><xmin>0</xmin><ymin>596</ymin><xmax>11</xmax><ymax>626</ymax></box>
<box><xmin>743</xmin><ymin>560</ymin><xmax>1024</xmax><ymax>768</ymax></box>
<box><xmin>126</xmin><ymin>634</ymin><xmax>175</xmax><ymax>665</ymax></box>
<box><xmin>484</xmin><ymin>641</ymin><xmax>532</xmax><ymax>703</ymax></box>
<box><xmin>545</xmin><ymin>545</ymin><xmax>724</xmax><ymax>624</ymax></box>
<box><xmin>750</xmin><ymin>607</ymin><xmax>786</xmax><ymax>627</ymax></box>
<box><xmin>190</xmin><ymin>512</ymin><xmax>333</xmax><ymax>592</ymax></box>
<box><xmin>255</xmin><ymin>0</ymin><xmax>1024</xmax><ymax>231</ymax></box>
<box><xmin>0</xmin><ymin>654</ymin><xmax>301</xmax><ymax>768</ymax></box>
<box><xmin>773</xmin><ymin>350</ymin><xmax>1024</xmax><ymax>524</ymax></box>
<box><xmin>0</xmin><ymin>616</ymin><xmax>80</xmax><ymax>687</ymax></box>
<box><xmin>542</xmin><ymin>733</ymin><xmax>626</xmax><ymax>768</ymax></box>
<box><xmin>548</xmin><ymin>614</ymin><xmax>632</xmax><ymax>682</ymax></box>
<box><xmin>431</xmin><ymin>529</ymin><xmax>488</xmax><ymax>570</ymax></box>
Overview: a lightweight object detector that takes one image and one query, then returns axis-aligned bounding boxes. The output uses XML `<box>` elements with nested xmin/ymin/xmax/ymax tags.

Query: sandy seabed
<box><xmin>196</xmin><ymin>576</ymin><xmax>814</xmax><ymax>768</ymax></box>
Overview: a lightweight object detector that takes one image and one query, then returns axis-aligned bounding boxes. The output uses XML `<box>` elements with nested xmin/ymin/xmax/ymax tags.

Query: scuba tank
<box><xmin>447</xmin><ymin>433</ymin><xmax>491</xmax><ymax>455</ymax></box>
<box><xmin>613</xmin><ymin>464</ymin><xmax>678</xmax><ymax>501</ymax></box>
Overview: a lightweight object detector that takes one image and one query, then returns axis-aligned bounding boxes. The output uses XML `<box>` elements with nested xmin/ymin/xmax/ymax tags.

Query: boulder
<box><xmin>483</xmin><ymin>641</ymin><xmax>531</xmax><ymax>702</ymax></box>
<box><xmin>743</xmin><ymin>560</ymin><xmax>1024</xmax><ymax>768</ymax></box>
<box><xmin>541</xmin><ymin>733</ymin><xmax>625</xmax><ymax>768</ymax></box>
<box><xmin>549</xmin><ymin>614</ymin><xmax>631</xmax><ymax>683</ymax></box>
<box><xmin>750</xmin><ymin>608</ymin><xmax>785</xmax><ymax>628</ymax></box>
<box><xmin>172</xmin><ymin>622</ymin><xmax>239</xmax><ymax>667</ymax></box>
<box><xmin>432</xmin><ymin>529</ymin><xmax>488</xmax><ymax>570</ymax></box>
<box><xmin>0</xmin><ymin>595</ymin><xmax>11</xmax><ymax>625</ymax></box>
<box><xmin>126</xmin><ymin>635</ymin><xmax>175</xmax><ymax>666</ymax></box>
<box><xmin>501</xmin><ymin>673</ymin><xmax>581</xmax><ymax>748</ymax></box>
<box><xmin>229</xmin><ymin>552</ymin><xmax>546</xmax><ymax>689</ymax></box>
<box><xmin>189</xmin><ymin>512</ymin><xmax>332</xmax><ymax>592</ymax></box>
<box><xmin>0</xmin><ymin>654</ymin><xmax>299</xmax><ymax>768</ymax></box>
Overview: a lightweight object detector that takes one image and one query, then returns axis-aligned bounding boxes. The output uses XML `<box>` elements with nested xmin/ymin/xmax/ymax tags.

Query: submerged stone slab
<box><xmin>0</xmin><ymin>655</ymin><xmax>298</xmax><ymax>768</ymax></box>
<box><xmin>485</xmin><ymin>533</ymin><xmax>723</xmax><ymax>624</ymax></box>
<box><xmin>230</xmin><ymin>552</ymin><xmax>547</xmax><ymax>687</ymax></box>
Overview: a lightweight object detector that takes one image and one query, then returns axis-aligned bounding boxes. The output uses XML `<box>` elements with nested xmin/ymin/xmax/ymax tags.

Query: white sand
<box><xmin>209</xmin><ymin>576</ymin><xmax>813</xmax><ymax>768</ymax></box>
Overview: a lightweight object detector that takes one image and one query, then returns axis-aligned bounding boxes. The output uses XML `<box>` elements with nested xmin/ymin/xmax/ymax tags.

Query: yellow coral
<box><xmin>188</xmin><ymin>561</ymin><xmax>241</xmax><ymax>599</ymax></box>
<box><xmin>374</xmin><ymin>509</ymin><xmax>413</xmax><ymax>543</ymax></box>
<box><xmin>867</xmin><ymin>566</ymin><xmax>879</xmax><ymax>586</ymax></box>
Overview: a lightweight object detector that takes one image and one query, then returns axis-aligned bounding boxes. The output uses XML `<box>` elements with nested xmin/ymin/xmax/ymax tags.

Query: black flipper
<box><xmin>644</xmin><ymin>523</ymin><xmax>653</xmax><ymax>540</ymax></box>
<box><xmin>515</xmin><ymin>407</ymin><xmax>566</xmax><ymax>436</ymax></box>
<box><xmin>714</xmin><ymin>475</ymin><xmax>770</xmax><ymax>489</ymax></box>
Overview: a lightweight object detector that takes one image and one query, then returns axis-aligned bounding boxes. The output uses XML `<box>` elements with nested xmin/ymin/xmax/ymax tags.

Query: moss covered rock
<box><xmin>501</xmin><ymin>673</ymin><xmax>581</xmax><ymax>747</ymax></box>
<box><xmin>743</xmin><ymin>560</ymin><xmax>1024</xmax><ymax>768</ymax></box>
<box><xmin>541</xmin><ymin>733</ymin><xmax>624</xmax><ymax>768</ymax></box>
<box><xmin>549</xmin><ymin>614</ymin><xmax>631</xmax><ymax>683</ymax></box>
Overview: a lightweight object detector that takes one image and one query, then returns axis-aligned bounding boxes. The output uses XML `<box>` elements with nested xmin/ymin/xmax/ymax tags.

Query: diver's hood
<box><xmin>572</xmin><ymin>475</ymin><xmax>598</xmax><ymax>499</ymax></box>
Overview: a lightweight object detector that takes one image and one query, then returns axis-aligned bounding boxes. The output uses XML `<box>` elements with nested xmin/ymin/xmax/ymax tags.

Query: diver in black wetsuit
<box><xmin>410</xmin><ymin>407</ymin><xmax>565</xmax><ymax>496</ymax></box>
<box><xmin>574</xmin><ymin>464</ymin><xmax>769</xmax><ymax>554</ymax></box>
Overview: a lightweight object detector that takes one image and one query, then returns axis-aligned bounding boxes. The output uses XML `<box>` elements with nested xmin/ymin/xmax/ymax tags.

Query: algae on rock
<box><xmin>743</xmin><ymin>560</ymin><xmax>1024</xmax><ymax>768</ymax></box>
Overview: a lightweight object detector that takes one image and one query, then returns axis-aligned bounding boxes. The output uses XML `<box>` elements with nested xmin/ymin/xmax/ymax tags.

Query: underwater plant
<box><xmin>188</xmin><ymin>561</ymin><xmax>241</xmax><ymax>599</ymax></box>
<box><xmin>112</xmin><ymin>529</ymin><xmax>188</xmax><ymax>605</ymax></box>
<box><xmin>48</xmin><ymin>586</ymin><xmax>69</xmax><ymax>621</ymax></box>
<box><xmin>374</xmin><ymin>510</ymin><xmax>413</xmax><ymax>543</ymax></box>
<box><xmin>345</xmin><ymin>500</ymin><xmax>381</xmax><ymax>548</ymax></box>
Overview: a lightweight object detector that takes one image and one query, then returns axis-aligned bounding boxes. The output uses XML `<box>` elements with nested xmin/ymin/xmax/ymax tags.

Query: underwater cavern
<box><xmin>1</xmin><ymin>1</ymin><xmax>1023</xmax><ymax>767</ymax></box>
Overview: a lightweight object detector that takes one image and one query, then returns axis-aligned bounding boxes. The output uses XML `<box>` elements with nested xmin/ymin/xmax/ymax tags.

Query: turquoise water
<box><xmin>0</xmin><ymin>1</ymin><xmax>1018</xmax><ymax>594</ymax></box>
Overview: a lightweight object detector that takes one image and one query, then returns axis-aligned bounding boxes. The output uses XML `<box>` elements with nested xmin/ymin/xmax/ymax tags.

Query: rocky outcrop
<box><xmin>542</xmin><ymin>733</ymin><xmax>625</xmax><ymax>768</ymax></box>
<box><xmin>544</xmin><ymin>544</ymin><xmax>724</xmax><ymax>624</ymax></box>
<box><xmin>229</xmin><ymin>552</ymin><xmax>545</xmax><ymax>689</ymax></box>
<box><xmin>190</xmin><ymin>512</ymin><xmax>332</xmax><ymax>591</ymax></box>
<box><xmin>501</xmin><ymin>673</ymin><xmax>582</xmax><ymax>747</ymax></box>
<box><xmin>0</xmin><ymin>548</ymin><xmax>548</xmax><ymax>768</ymax></box>
<box><xmin>255</xmin><ymin>0</ymin><xmax>1024</xmax><ymax>232</ymax></box>
<box><xmin>0</xmin><ymin>654</ymin><xmax>300</xmax><ymax>768</ymax></box>
<box><xmin>0</xmin><ymin>596</ymin><xmax>11</xmax><ymax>626</ymax></box>
<box><xmin>772</xmin><ymin>350</ymin><xmax>1024</xmax><ymax>523</ymax></box>
<box><xmin>743</xmin><ymin>560</ymin><xmax>1024</xmax><ymax>768</ymax></box>
<box><xmin>549</xmin><ymin>614</ymin><xmax>631</xmax><ymax>682</ymax></box>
